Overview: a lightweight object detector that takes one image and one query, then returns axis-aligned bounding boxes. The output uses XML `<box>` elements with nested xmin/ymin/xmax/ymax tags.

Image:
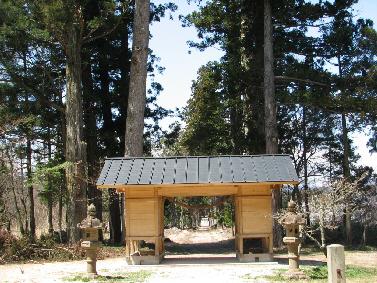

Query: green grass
<box><xmin>242</xmin><ymin>265</ymin><xmax>377</xmax><ymax>282</ymax></box>
<box><xmin>345</xmin><ymin>245</ymin><xmax>377</xmax><ymax>252</ymax></box>
<box><xmin>64</xmin><ymin>275</ymin><xmax>91</xmax><ymax>282</ymax></box>
<box><xmin>282</xmin><ymin>245</ymin><xmax>377</xmax><ymax>255</ymax></box>
<box><xmin>305</xmin><ymin>265</ymin><xmax>377</xmax><ymax>280</ymax></box>
<box><xmin>345</xmin><ymin>265</ymin><xmax>377</xmax><ymax>279</ymax></box>
<box><xmin>274</xmin><ymin>245</ymin><xmax>325</xmax><ymax>256</ymax></box>
<box><xmin>64</xmin><ymin>270</ymin><xmax>153</xmax><ymax>283</ymax></box>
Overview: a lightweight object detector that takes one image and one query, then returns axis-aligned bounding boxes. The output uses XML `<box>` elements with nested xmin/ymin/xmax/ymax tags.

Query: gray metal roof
<box><xmin>96</xmin><ymin>155</ymin><xmax>299</xmax><ymax>187</ymax></box>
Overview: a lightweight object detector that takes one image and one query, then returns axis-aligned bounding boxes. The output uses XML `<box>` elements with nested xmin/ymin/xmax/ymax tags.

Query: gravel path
<box><xmin>2</xmin><ymin>251</ymin><xmax>376</xmax><ymax>282</ymax></box>
<box><xmin>2</xmin><ymin>229</ymin><xmax>375</xmax><ymax>282</ymax></box>
<box><xmin>0</xmin><ymin>257</ymin><xmax>282</xmax><ymax>283</ymax></box>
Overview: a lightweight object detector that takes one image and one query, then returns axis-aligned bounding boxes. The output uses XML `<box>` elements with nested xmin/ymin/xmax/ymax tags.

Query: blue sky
<box><xmin>148</xmin><ymin>0</ymin><xmax>377</xmax><ymax>170</ymax></box>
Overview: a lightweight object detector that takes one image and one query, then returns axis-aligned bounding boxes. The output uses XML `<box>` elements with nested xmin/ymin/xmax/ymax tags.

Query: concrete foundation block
<box><xmin>126</xmin><ymin>253</ymin><xmax>163</xmax><ymax>265</ymax></box>
<box><xmin>236</xmin><ymin>252</ymin><xmax>273</xmax><ymax>262</ymax></box>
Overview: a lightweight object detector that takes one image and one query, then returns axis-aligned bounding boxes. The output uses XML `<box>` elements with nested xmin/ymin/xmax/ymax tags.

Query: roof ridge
<box><xmin>104</xmin><ymin>154</ymin><xmax>291</xmax><ymax>160</ymax></box>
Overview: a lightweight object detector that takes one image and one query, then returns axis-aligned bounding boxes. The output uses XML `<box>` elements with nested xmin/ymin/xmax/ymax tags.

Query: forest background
<box><xmin>0</xmin><ymin>0</ymin><xmax>376</xmax><ymax>257</ymax></box>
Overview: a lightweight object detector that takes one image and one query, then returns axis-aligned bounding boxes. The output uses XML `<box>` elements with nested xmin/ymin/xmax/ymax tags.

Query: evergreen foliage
<box><xmin>0</xmin><ymin>0</ymin><xmax>376</xmax><ymax>247</ymax></box>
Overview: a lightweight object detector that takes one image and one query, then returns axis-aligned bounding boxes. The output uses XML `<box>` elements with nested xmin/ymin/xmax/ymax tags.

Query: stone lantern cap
<box><xmin>279</xmin><ymin>200</ymin><xmax>306</xmax><ymax>226</ymax></box>
<box><xmin>77</xmin><ymin>204</ymin><xmax>102</xmax><ymax>229</ymax></box>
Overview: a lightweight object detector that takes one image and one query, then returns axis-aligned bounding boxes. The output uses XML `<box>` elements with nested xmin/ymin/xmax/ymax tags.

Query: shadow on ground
<box><xmin>275</xmin><ymin>257</ymin><xmax>325</xmax><ymax>266</ymax></box>
<box><xmin>164</xmin><ymin>239</ymin><xmax>235</xmax><ymax>255</ymax></box>
<box><xmin>164</xmin><ymin>238</ymin><xmax>326</xmax><ymax>267</ymax></box>
<box><xmin>162</xmin><ymin>256</ymin><xmax>238</xmax><ymax>265</ymax></box>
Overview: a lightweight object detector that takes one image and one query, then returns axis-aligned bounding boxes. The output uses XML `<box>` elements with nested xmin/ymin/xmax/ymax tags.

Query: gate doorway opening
<box><xmin>162</xmin><ymin>196</ymin><xmax>236</xmax><ymax>263</ymax></box>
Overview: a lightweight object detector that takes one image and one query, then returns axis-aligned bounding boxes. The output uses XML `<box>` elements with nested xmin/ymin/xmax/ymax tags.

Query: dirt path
<box><xmin>0</xmin><ymin>257</ymin><xmax>280</xmax><ymax>283</ymax></box>
<box><xmin>1</xmin><ymin>251</ymin><xmax>376</xmax><ymax>282</ymax></box>
<box><xmin>164</xmin><ymin>228</ymin><xmax>233</xmax><ymax>244</ymax></box>
<box><xmin>1</xmin><ymin>229</ymin><xmax>376</xmax><ymax>282</ymax></box>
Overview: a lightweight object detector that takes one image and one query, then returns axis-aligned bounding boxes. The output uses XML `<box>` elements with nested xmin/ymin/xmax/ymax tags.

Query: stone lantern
<box><xmin>77</xmin><ymin>204</ymin><xmax>102</xmax><ymax>276</ymax></box>
<box><xmin>279</xmin><ymin>200</ymin><xmax>306</xmax><ymax>278</ymax></box>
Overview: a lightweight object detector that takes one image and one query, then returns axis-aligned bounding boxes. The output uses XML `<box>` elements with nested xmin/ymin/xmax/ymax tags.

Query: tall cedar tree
<box><xmin>125</xmin><ymin>0</ymin><xmax>150</xmax><ymax>157</ymax></box>
<box><xmin>124</xmin><ymin>0</ymin><xmax>150</xmax><ymax>250</ymax></box>
<box><xmin>263</xmin><ymin>0</ymin><xmax>281</xmax><ymax>247</ymax></box>
<box><xmin>33</xmin><ymin>0</ymin><xmax>116</xmax><ymax>242</ymax></box>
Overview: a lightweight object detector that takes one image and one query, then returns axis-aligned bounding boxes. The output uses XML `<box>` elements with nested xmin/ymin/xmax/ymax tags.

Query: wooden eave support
<box><xmin>96</xmin><ymin>181</ymin><xmax>297</xmax><ymax>192</ymax></box>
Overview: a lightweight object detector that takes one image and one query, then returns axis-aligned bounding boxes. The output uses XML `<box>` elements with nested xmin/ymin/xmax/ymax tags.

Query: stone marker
<box><xmin>327</xmin><ymin>244</ymin><xmax>346</xmax><ymax>283</ymax></box>
<box><xmin>77</xmin><ymin>204</ymin><xmax>103</xmax><ymax>277</ymax></box>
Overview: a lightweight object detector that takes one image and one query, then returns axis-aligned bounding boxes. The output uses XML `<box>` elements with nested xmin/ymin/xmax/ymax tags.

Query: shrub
<box><xmin>0</xmin><ymin>229</ymin><xmax>16</xmax><ymax>252</ymax></box>
<box><xmin>0</xmin><ymin>231</ymin><xmax>84</xmax><ymax>263</ymax></box>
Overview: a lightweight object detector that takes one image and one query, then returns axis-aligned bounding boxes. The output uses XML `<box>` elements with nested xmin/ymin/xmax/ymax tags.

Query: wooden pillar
<box><xmin>269</xmin><ymin>235</ymin><xmax>273</xmax><ymax>253</ymax></box>
<box><xmin>155</xmin><ymin>236</ymin><xmax>160</xmax><ymax>256</ymax></box>
<box><xmin>239</xmin><ymin>236</ymin><xmax>244</xmax><ymax>255</ymax></box>
<box><xmin>126</xmin><ymin>240</ymin><xmax>139</xmax><ymax>256</ymax></box>
<box><xmin>122</xmin><ymin>194</ymin><xmax>127</xmax><ymax>244</ymax></box>
<box><xmin>235</xmin><ymin>196</ymin><xmax>243</xmax><ymax>255</ymax></box>
<box><xmin>327</xmin><ymin>244</ymin><xmax>346</xmax><ymax>283</ymax></box>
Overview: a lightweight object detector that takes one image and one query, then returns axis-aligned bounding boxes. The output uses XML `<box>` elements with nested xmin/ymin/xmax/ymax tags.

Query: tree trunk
<box><xmin>23</xmin><ymin>48</ymin><xmax>36</xmax><ymax>239</ymax></box>
<box><xmin>47</xmin><ymin>129</ymin><xmax>54</xmax><ymax>234</ymax></box>
<box><xmin>343</xmin><ymin>116</ymin><xmax>352</xmax><ymax>246</ymax></box>
<box><xmin>302</xmin><ymin>106</ymin><xmax>310</xmax><ymax>225</ymax></box>
<box><xmin>26</xmin><ymin>139</ymin><xmax>36</xmax><ymax>239</ymax></box>
<box><xmin>226</xmin><ymin>3</ymin><xmax>243</xmax><ymax>154</ymax></box>
<box><xmin>229</xmin><ymin>102</ymin><xmax>243</xmax><ymax>154</ymax></box>
<box><xmin>319</xmin><ymin>204</ymin><xmax>327</xmax><ymax>256</ymax></box>
<box><xmin>58</xmin><ymin>90</ymin><xmax>66</xmax><ymax>243</ymax></box>
<box><xmin>19</xmin><ymin>158</ymin><xmax>29</xmax><ymax>234</ymax></box>
<box><xmin>264</xmin><ymin>0</ymin><xmax>281</xmax><ymax>247</ymax></box>
<box><xmin>292</xmin><ymin>184</ymin><xmax>302</xmax><ymax>207</ymax></box>
<box><xmin>122</xmin><ymin>0</ymin><xmax>150</xmax><ymax>252</ymax></box>
<box><xmin>65</xmin><ymin>22</ymin><xmax>87</xmax><ymax>244</ymax></box>
<box><xmin>245</xmin><ymin>0</ymin><xmax>265</xmax><ymax>154</ymax></box>
<box><xmin>118</xmin><ymin>11</ymin><xmax>131</xmax><ymax>152</ymax></box>
<box><xmin>124</xmin><ymin>0</ymin><xmax>150</xmax><ymax>157</ymax></box>
<box><xmin>264</xmin><ymin>0</ymin><xmax>278</xmax><ymax>154</ymax></box>
<box><xmin>10</xmin><ymin>176</ymin><xmax>25</xmax><ymax>235</ymax></box>
<box><xmin>108</xmin><ymin>189</ymin><xmax>122</xmax><ymax>243</ymax></box>
<box><xmin>338</xmin><ymin>55</ymin><xmax>352</xmax><ymax>247</ymax></box>
<box><xmin>98</xmin><ymin>39</ymin><xmax>115</xmax><ymax>156</ymax></box>
<box><xmin>361</xmin><ymin>223</ymin><xmax>367</xmax><ymax>247</ymax></box>
<box><xmin>96</xmin><ymin>39</ymin><xmax>122</xmax><ymax>242</ymax></box>
<box><xmin>21</xmin><ymin>197</ymin><xmax>29</xmax><ymax>234</ymax></box>
<box><xmin>6</xmin><ymin>148</ymin><xmax>26</xmax><ymax>235</ymax></box>
<box><xmin>118</xmin><ymin>13</ymin><xmax>131</xmax><ymax>243</ymax></box>
<box><xmin>82</xmin><ymin>49</ymin><xmax>102</xmax><ymax>220</ymax></box>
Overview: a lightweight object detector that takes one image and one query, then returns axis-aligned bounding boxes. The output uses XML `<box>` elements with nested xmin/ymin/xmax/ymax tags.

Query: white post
<box><xmin>327</xmin><ymin>244</ymin><xmax>346</xmax><ymax>283</ymax></box>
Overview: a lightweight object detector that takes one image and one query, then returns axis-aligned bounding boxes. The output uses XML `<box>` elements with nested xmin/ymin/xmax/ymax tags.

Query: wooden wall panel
<box><xmin>125</xmin><ymin>188</ymin><xmax>156</xmax><ymax>198</ymax></box>
<box><xmin>239</xmin><ymin>185</ymin><xmax>271</xmax><ymax>196</ymax></box>
<box><xmin>126</xmin><ymin>198</ymin><xmax>158</xmax><ymax>237</ymax></box>
<box><xmin>242</xmin><ymin>212</ymin><xmax>272</xmax><ymax>233</ymax></box>
<box><xmin>128</xmin><ymin>199</ymin><xmax>154</xmax><ymax>212</ymax></box>
<box><xmin>241</xmin><ymin>197</ymin><xmax>270</xmax><ymax>211</ymax></box>
<box><xmin>240</xmin><ymin>196</ymin><xmax>272</xmax><ymax>234</ymax></box>
<box><xmin>128</xmin><ymin>220</ymin><xmax>155</xmax><ymax>236</ymax></box>
<box><xmin>157</xmin><ymin>186</ymin><xmax>237</xmax><ymax>197</ymax></box>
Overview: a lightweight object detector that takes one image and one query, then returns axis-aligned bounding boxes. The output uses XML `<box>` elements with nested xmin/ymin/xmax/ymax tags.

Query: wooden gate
<box><xmin>96</xmin><ymin>155</ymin><xmax>299</xmax><ymax>265</ymax></box>
<box><xmin>121</xmin><ymin>183</ymin><xmax>276</xmax><ymax>264</ymax></box>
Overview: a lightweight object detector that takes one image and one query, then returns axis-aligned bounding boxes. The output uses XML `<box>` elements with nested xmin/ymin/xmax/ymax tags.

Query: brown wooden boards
<box><xmin>126</xmin><ymin>198</ymin><xmax>157</xmax><ymax>237</ymax></box>
<box><xmin>240</xmin><ymin>196</ymin><xmax>272</xmax><ymax>234</ymax></box>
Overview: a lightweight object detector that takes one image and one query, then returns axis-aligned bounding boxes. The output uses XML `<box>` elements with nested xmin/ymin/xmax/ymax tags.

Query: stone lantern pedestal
<box><xmin>78</xmin><ymin>204</ymin><xmax>103</xmax><ymax>277</ymax></box>
<box><xmin>279</xmin><ymin>200</ymin><xmax>306</xmax><ymax>279</ymax></box>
